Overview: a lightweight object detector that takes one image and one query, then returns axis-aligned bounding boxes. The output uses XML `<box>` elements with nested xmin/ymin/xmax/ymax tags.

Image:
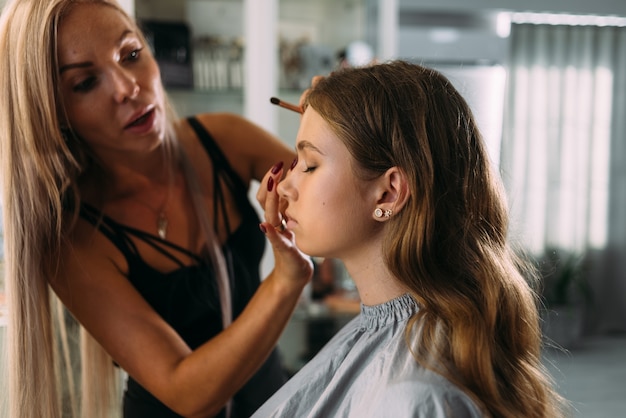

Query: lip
<box><xmin>284</xmin><ymin>212</ymin><xmax>296</xmax><ymax>228</ymax></box>
<box><xmin>123</xmin><ymin>105</ymin><xmax>156</xmax><ymax>134</ymax></box>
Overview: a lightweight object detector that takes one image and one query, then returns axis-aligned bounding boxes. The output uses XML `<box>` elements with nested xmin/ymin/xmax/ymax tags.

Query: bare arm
<box><xmin>51</xmin><ymin>166</ymin><xmax>312</xmax><ymax>418</ymax></box>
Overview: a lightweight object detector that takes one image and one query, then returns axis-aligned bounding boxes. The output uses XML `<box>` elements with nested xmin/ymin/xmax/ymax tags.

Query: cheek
<box><xmin>66</xmin><ymin>104</ymin><xmax>98</xmax><ymax>136</ymax></box>
<box><xmin>296</xmin><ymin>189</ymin><xmax>365</xmax><ymax>255</ymax></box>
<box><xmin>145</xmin><ymin>59</ymin><xmax>163</xmax><ymax>89</ymax></box>
<box><xmin>62</xmin><ymin>84</ymin><xmax>107</xmax><ymax>127</ymax></box>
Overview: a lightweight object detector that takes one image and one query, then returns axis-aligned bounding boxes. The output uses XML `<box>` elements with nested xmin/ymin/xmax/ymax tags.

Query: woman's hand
<box><xmin>257</xmin><ymin>161</ymin><xmax>313</xmax><ymax>287</ymax></box>
<box><xmin>257</xmin><ymin>161</ymin><xmax>312</xmax><ymax>285</ymax></box>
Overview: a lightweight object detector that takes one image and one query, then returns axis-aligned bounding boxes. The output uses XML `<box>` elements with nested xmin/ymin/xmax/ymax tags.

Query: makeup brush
<box><xmin>270</xmin><ymin>97</ymin><xmax>303</xmax><ymax>114</ymax></box>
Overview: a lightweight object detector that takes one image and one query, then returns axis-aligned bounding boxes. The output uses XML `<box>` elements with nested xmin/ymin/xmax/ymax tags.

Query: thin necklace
<box><xmin>156</xmin><ymin>210</ymin><xmax>168</xmax><ymax>239</ymax></box>
<box><xmin>134</xmin><ymin>187</ymin><xmax>171</xmax><ymax>239</ymax></box>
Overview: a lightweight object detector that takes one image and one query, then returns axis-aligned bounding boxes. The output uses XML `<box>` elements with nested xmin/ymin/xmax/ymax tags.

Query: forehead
<box><xmin>296</xmin><ymin>108</ymin><xmax>332</xmax><ymax>150</ymax></box>
<box><xmin>58</xmin><ymin>3</ymin><xmax>133</xmax><ymax>57</ymax></box>
<box><xmin>296</xmin><ymin>107</ymin><xmax>352</xmax><ymax>159</ymax></box>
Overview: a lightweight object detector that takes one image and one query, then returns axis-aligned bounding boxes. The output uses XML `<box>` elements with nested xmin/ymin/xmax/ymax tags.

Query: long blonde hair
<box><xmin>0</xmin><ymin>1</ymin><xmax>231</xmax><ymax>417</ymax></box>
<box><xmin>306</xmin><ymin>61</ymin><xmax>568</xmax><ymax>417</ymax></box>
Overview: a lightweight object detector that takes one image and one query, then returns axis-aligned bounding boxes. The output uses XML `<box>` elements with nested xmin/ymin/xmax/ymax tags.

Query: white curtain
<box><xmin>500</xmin><ymin>23</ymin><xmax>626</xmax><ymax>333</ymax></box>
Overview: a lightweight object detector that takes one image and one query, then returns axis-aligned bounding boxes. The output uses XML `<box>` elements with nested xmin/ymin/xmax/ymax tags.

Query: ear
<box><xmin>372</xmin><ymin>166</ymin><xmax>410</xmax><ymax>221</ymax></box>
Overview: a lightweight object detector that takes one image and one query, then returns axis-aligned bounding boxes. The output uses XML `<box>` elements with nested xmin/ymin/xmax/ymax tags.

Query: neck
<box><xmin>104</xmin><ymin>148</ymin><xmax>176</xmax><ymax>199</ymax></box>
<box><xmin>341</xmin><ymin>250</ymin><xmax>407</xmax><ymax>306</ymax></box>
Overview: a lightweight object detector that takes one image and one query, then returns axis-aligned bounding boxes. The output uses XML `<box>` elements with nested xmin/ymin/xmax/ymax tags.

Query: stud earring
<box><xmin>374</xmin><ymin>208</ymin><xmax>392</xmax><ymax>218</ymax></box>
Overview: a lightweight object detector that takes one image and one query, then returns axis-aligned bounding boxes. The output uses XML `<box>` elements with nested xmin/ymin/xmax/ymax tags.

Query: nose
<box><xmin>277</xmin><ymin>169</ymin><xmax>296</xmax><ymax>200</ymax></box>
<box><xmin>111</xmin><ymin>67</ymin><xmax>139</xmax><ymax>103</ymax></box>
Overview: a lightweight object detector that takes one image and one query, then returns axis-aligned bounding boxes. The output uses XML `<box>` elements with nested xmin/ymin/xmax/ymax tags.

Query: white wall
<box><xmin>280</xmin><ymin>1</ymin><xmax>366</xmax><ymax>51</ymax></box>
<box><xmin>399</xmin><ymin>0</ymin><xmax>626</xmax><ymax>17</ymax></box>
<box><xmin>3</xmin><ymin>0</ymin><xmax>625</xmax><ymax>23</ymax></box>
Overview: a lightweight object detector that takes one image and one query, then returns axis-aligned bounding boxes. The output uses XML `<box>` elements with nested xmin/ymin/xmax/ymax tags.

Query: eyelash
<box><xmin>125</xmin><ymin>47</ymin><xmax>142</xmax><ymax>62</ymax></box>
<box><xmin>303</xmin><ymin>165</ymin><xmax>317</xmax><ymax>173</ymax></box>
<box><xmin>73</xmin><ymin>77</ymin><xmax>97</xmax><ymax>93</ymax></box>
<box><xmin>71</xmin><ymin>47</ymin><xmax>143</xmax><ymax>93</ymax></box>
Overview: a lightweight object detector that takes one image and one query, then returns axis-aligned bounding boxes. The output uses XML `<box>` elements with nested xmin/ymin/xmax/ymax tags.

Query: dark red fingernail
<box><xmin>267</xmin><ymin>177</ymin><xmax>274</xmax><ymax>191</ymax></box>
<box><xmin>259</xmin><ymin>224</ymin><xmax>267</xmax><ymax>234</ymax></box>
<box><xmin>271</xmin><ymin>161</ymin><xmax>284</xmax><ymax>174</ymax></box>
<box><xmin>290</xmin><ymin>157</ymin><xmax>298</xmax><ymax>170</ymax></box>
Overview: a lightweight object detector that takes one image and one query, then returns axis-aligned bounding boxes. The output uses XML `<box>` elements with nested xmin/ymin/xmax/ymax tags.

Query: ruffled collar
<box><xmin>359</xmin><ymin>293</ymin><xmax>418</xmax><ymax>331</ymax></box>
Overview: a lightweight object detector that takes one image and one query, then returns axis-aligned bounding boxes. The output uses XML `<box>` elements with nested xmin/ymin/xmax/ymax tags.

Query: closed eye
<box><xmin>73</xmin><ymin>76</ymin><xmax>98</xmax><ymax>92</ymax></box>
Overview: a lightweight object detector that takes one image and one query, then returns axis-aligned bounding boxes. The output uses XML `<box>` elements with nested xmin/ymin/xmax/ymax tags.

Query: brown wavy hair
<box><xmin>305</xmin><ymin>60</ymin><xmax>567</xmax><ymax>417</ymax></box>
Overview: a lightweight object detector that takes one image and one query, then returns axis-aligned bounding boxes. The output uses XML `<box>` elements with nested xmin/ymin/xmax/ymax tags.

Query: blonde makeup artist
<box><xmin>0</xmin><ymin>0</ymin><xmax>312</xmax><ymax>417</ymax></box>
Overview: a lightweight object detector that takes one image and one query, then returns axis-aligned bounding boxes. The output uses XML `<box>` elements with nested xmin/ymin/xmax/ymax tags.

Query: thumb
<box><xmin>259</xmin><ymin>221</ymin><xmax>314</xmax><ymax>281</ymax></box>
<box><xmin>258</xmin><ymin>221</ymin><xmax>292</xmax><ymax>250</ymax></box>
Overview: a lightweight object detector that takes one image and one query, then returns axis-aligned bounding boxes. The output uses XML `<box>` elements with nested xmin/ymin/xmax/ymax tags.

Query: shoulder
<box><xmin>50</xmin><ymin>214</ymin><xmax>129</xmax><ymax>308</ymax></box>
<box><xmin>193</xmin><ymin>111</ymin><xmax>248</xmax><ymax>128</ymax></box>
<box><xmin>174</xmin><ymin>113</ymin><xmax>249</xmax><ymax>184</ymax></box>
<box><xmin>186</xmin><ymin>112</ymin><xmax>270</xmax><ymax>154</ymax></box>
<box><xmin>187</xmin><ymin>112</ymin><xmax>249</xmax><ymax>138</ymax></box>
<box><xmin>60</xmin><ymin>214</ymin><xmax>128</xmax><ymax>274</ymax></box>
<box><xmin>178</xmin><ymin>112</ymin><xmax>295</xmax><ymax>183</ymax></box>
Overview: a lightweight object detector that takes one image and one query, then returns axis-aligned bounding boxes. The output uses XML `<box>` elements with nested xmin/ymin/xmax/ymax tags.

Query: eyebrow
<box><xmin>59</xmin><ymin>29</ymin><xmax>135</xmax><ymax>74</ymax></box>
<box><xmin>59</xmin><ymin>61</ymin><xmax>92</xmax><ymax>74</ymax></box>
<box><xmin>296</xmin><ymin>140</ymin><xmax>325</xmax><ymax>155</ymax></box>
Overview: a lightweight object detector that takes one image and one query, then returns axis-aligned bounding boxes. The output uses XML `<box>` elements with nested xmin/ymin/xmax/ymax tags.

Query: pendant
<box><xmin>157</xmin><ymin>212</ymin><xmax>168</xmax><ymax>239</ymax></box>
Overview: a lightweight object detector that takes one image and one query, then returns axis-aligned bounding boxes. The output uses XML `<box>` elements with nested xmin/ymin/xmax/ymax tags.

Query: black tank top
<box><xmin>80</xmin><ymin>117</ymin><xmax>286</xmax><ymax>417</ymax></box>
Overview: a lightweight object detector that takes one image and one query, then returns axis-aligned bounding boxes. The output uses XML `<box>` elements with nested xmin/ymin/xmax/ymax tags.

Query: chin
<box><xmin>295</xmin><ymin>241</ymin><xmax>332</xmax><ymax>260</ymax></box>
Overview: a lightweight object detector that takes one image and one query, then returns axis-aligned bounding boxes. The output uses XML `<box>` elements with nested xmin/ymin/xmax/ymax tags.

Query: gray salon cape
<box><xmin>251</xmin><ymin>294</ymin><xmax>483</xmax><ymax>418</ymax></box>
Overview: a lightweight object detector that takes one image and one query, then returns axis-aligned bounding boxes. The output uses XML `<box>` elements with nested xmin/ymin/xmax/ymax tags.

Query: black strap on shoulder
<box><xmin>79</xmin><ymin>203</ymin><xmax>201</xmax><ymax>267</ymax></box>
<box><xmin>79</xmin><ymin>203</ymin><xmax>140</xmax><ymax>257</ymax></box>
<box><xmin>186</xmin><ymin>116</ymin><xmax>251</xmax><ymax>235</ymax></box>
